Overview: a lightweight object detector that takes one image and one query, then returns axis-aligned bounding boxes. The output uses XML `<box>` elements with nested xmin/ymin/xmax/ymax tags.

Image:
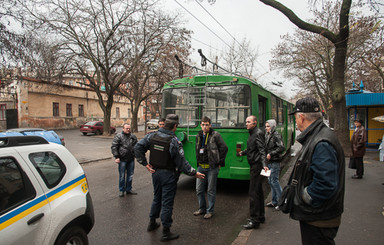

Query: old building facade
<box><xmin>0</xmin><ymin>77</ymin><xmax>142</xmax><ymax>131</ymax></box>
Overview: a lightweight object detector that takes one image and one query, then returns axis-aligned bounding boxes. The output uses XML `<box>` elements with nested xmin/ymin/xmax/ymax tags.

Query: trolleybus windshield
<box><xmin>163</xmin><ymin>85</ymin><xmax>251</xmax><ymax>128</ymax></box>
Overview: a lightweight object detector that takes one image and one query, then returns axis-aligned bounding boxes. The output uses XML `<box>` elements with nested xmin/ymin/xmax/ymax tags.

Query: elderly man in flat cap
<box><xmin>134</xmin><ymin>114</ymin><xmax>204</xmax><ymax>242</ymax></box>
<box><xmin>351</xmin><ymin>118</ymin><xmax>367</xmax><ymax>179</ymax></box>
<box><xmin>286</xmin><ymin>97</ymin><xmax>345</xmax><ymax>245</ymax></box>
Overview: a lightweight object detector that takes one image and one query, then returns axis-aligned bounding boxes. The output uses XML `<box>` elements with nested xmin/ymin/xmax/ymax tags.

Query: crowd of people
<box><xmin>110</xmin><ymin>97</ymin><xmax>347</xmax><ymax>244</ymax></box>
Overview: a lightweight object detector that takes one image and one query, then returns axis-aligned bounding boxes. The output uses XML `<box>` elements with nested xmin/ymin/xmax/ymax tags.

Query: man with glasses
<box><xmin>287</xmin><ymin>97</ymin><xmax>345</xmax><ymax>245</ymax></box>
<box><xmin>193</xmin><ymin>116</ymin><xmax>228</xmax><ymax>219</ymax></box>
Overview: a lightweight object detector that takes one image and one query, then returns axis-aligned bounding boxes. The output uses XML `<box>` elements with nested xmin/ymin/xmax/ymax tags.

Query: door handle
<box><xmin>27</xmin><ymin>213</ymin><xmax>45</xmax><ymax>225</ymax></box>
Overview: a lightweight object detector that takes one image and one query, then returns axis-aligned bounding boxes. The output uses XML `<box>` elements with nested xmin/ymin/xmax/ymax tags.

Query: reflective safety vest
<box><xmin>149</xmin><ymin>133</ymin><xmax>175</xmax><ymax>170</ymax></box>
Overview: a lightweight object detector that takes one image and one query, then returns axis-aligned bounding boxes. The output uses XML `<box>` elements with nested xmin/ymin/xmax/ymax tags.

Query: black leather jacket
<box><xmin>241</xmin><ymin>127</ymin><xmax>266</xmax><ymax>168</ymax></box>
<box><xmin>111</xmin><ymin>132</ymin><xmax>137</xmax><ymax>162</ymax></box>
<box><xmin>290</xmin><ymin>119</ymin><xmax>345</xmax><ymax>222</ymax></box>
<box><xmin>266</xmin><ymin>130</ymin><xmax>285</xmax><ymax>162</ymax></box>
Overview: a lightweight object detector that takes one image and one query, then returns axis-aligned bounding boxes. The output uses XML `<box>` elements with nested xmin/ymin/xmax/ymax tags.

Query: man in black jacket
<box><xmin>111</xmin><ymin>123</ymin><xmax>138</xmax><ymax>197</ymax></box>
<box><xmin>193</xmin><ymin>116</ymin><xmax>228</xmax><ymax>219</ymax></box>
<box><xmin>238</xmin><ymin>115</ymin><xmax>268</xmax><ymax>229</ymax></box>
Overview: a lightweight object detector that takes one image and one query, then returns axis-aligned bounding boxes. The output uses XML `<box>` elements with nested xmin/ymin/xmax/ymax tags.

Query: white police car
<box><xmin>0</xmin><ymin>136</ymin><xmax>94</xmax><ymax>245</ymax></box>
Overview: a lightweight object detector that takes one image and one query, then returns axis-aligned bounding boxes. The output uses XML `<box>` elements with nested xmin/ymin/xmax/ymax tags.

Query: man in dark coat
<box><xmin>351</xmin><ymin>119</ymin><xmax>367</xmax><ymax>179</ymax></box>
<box><xmin>238</xmin><ymin>115</ymin><xmax>268</xmax><ymax>229</ymax></box>
<box><xmin>111</xmin><ymin>123</ymin><xmax>137</xmax><ymax>197</ymax></box>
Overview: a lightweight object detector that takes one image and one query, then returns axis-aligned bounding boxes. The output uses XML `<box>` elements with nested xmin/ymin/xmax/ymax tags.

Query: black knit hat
<box><xmin>165</xmin><ymin>114</ymin><xmax>179</xmax><ymax>124</ymax></box>
<box><xmin>289</xmin><ymin>97</ymin><xmax>321</xmax><ymax>115</ymax></box>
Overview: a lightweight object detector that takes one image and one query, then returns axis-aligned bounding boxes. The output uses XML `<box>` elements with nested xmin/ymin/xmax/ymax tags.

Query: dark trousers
<box><xmin>149</xmin><ymin>169</ymin><xmax>178</xmax><ymax>228</ymax></box>
<box><xmin>300</xmin><ymin>221</ymin><xmax>339</xmax><ymax>245</ymax></box>
<box><xmin>354</xmin><ymin>157</ymin><xmax>364</xmax><ymax>177</ymax></box>
<box><xmin>249</xmin><ymin>164</ymin><xmax>265</xmax><ymax>223</ymax></box>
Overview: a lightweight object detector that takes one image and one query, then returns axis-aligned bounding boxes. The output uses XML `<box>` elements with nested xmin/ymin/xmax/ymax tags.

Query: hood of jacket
<box><xmin>266</xmin><ymin>119</ymin><xmax>277</xmax><ymax>134</ymax></box>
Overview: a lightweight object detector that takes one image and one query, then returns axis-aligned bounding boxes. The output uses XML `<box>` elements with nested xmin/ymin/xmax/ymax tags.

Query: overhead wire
<box><xmin>173</xmin><ymin>0</ymin><xmax>232</xmax><ymax>49</ymax></box>
<box><xmin>192</xmin><ymin>0</ymin><xmax>282</xmax><ymax>86</ymax></box>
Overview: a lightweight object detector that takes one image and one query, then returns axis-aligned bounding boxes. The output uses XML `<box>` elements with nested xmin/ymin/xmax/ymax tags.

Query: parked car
<box><xmin>79</xmin><ymin>121</ymin><xmax>116</xmax><ymax>135</ymax></box>
<box><xmin>0</xmin><ymin>135</ymin><xmax>94</xmax><ymax>245</ymax></box>
<box><xmin>5</xmin><ymin>128</ymin><xmax>65</xmax><ymax>146</ymax></box>
<box><xmin>147</xmin><ymin>119</ymin><xmax>159</xmax><ymax>129</ymax></box>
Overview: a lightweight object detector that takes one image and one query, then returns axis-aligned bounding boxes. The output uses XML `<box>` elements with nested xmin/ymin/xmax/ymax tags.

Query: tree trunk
<box><xmin>332</xmin><ymin>41</ymin><xmax>351</xmax><ymax>156</ymax></box>
<box><xmin>131</xmin><ymin>104</ymin><xmax>140</xmax><ymax>133</ymax></box>
<box><xmin>102</xmin><ymin>95</ymin><xmax>114</xmax><ymax>136</ymax></box>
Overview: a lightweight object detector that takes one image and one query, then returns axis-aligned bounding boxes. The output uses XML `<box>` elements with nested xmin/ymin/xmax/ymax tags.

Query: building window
<box><xmin>53</xmin><ymin>103</ymin><xmax>59</xmax><ymax>117</ymax></box>
<box><xmin>0</xmin><ymin>104</ymin><xmax>6</xmax><ymax>121</ymax></box>
<box><xmin>66</xmin><ymin>104</ymin><xmax>72</xmax><ymax>117</ymax></box>
<box><xmin>78</xmin><ymin>104</ymin><xmax>84</xmax><ymax>117</ymax></box>
<box><xmin>128</xmin><ymin>108</ymin><xmax>131</xmax><ymax>119</ymax></box>
<box><xmin>116</xmin><ymin>107</ymin><xmax>120</xmax><ymax>118</ymax></box>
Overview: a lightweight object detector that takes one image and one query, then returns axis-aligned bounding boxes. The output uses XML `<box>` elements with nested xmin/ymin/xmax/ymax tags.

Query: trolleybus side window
<box><xmin>271</xmin><ymin>95</ymin><xmax>277</xmax><ymax>121</ymax></box>
<box><xmin>277</xmin><ymin>98</ymin><xmax>284</xmax><ymax>125</ymax></box>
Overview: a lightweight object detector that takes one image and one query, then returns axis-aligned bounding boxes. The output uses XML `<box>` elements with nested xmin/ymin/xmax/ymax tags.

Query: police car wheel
<box><xmin>55</xmin><ymin>226</ymin><xmax>88</xmax><ymax>245</ymax></box>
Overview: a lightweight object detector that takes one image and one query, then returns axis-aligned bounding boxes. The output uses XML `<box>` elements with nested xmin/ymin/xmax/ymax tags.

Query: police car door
<box><xmin>0</xmin><ymin>148</ymin><xmax>52</xmax><ymax>245</ymax></box>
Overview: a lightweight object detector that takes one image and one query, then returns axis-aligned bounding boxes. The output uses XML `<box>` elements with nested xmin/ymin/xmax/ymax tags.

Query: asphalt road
<box><xmin>57</xmin><ymin>128</ymin><xmax>252</xmax><ymax>244</ymax></box>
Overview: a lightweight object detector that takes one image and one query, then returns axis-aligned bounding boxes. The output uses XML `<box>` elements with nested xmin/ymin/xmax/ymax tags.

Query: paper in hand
<box><xmin>260</xmin><ymin>169</ymin><xmax>271</xmax><ymax>177</ymax></box>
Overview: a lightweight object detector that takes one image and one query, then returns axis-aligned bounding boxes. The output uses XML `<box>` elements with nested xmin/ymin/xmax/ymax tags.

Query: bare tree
<box><xmin>119</xmin><ymin>17</ymin><xmax>192</xmax><ymax>132</ymax></box>
<box><xmin>204</xmin><ymin>0</ymin><xmax>383</xmax><ymax>154</ymax></box>
<box><xmin>271</xmin><ymin>3</ymin><xmax>384</xmax><ymax>126</ymax></box>
<box><xmin>17</xmin><ymin>0</ymin><xmax>186</xmax><ymax>135</ymax></box>
<box><xmin>220</xmin><ymin>37</ymin><xmax>259</xmax><ymax>78</ymax></box>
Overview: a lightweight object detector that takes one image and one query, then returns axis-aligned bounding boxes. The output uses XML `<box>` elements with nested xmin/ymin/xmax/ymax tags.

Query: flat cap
<box><xmin>354</xmin><ymin>118</ymin><xmax>363</xmax><ymax>124</ymax></box>
<box><xmin>289</xmin><ymin>97</ymin><xmax>321</xmax><ymax>115</ymax></box>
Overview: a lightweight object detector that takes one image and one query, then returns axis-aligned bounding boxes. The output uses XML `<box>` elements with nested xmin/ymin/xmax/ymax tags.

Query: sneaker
<box><xmin>193</xmin><ymin>209</ymin><xmax>206</xmax><ymax>216</ymax></box>
<box><xmin>266</xmin><ymin>202</ymin><xmax>275</xmax><ymax>207</ymax></box>
<box><xmin>119</xmin><ymin>191</ymin><xmax>124</xmax><ymax>197</ymax></box>
<box><xmin>274</xmin><ymin>206</ymin><xmax>280</xmax><ymax>212</ymax></box>
<box><xmin>203</xmin><ymin>213</ymin><xmax>213</xmax><ymax>219</ymax></box>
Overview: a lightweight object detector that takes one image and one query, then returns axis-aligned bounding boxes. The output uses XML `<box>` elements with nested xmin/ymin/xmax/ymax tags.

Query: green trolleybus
<box><xmin>162</xmin><ymin>74</ymin><xmax>295</xmax><ymax>180</ymax></box>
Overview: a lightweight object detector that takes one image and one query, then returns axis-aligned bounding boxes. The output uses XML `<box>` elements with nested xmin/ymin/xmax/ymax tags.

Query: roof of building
<box><xmin>346</xmin><ymin>81</ymin><xmax>384</xmax><ymax>107</ymax></box>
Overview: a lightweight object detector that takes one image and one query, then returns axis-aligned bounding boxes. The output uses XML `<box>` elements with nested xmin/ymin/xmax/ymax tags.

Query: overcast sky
<box><xmin>160</xmin><ymin>0</ymin><xmax>316</xmax><ymax>99</ymax></box>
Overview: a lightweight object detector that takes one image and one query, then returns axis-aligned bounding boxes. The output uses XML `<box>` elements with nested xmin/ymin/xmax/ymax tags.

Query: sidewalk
<box><xmin>232</xmin><ymin>150</ymin><xmax>384</xmax><ymax>245</ymax></box>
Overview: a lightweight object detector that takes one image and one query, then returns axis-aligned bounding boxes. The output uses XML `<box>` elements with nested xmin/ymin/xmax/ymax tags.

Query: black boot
<box><xmin>161</xmin><ymin>227</ymin><xmax>179</xmax><ymax>242</ymax></box>
<box><xmin>242</xmin><ymin>219</ymin><xmax>260</xmax><ymax>229</ymax></box>
<box><xmin>147</xmin><ymin>218</ymin><xmax>160</xmax><ymax>232</ymax></box>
